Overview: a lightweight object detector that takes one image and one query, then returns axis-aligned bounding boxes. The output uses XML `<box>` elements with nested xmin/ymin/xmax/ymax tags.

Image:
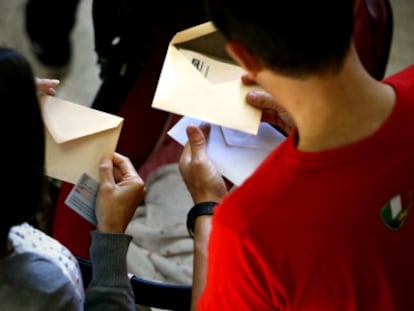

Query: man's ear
<box><xmin>226</xmin><ymin>41</ymin><xmax>262</xmax><ymax>78</ymax></box>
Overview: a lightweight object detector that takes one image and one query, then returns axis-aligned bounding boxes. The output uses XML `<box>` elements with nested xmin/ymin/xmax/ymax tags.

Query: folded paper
<box><xmin>40</xmin><ymin>95</ymin><xmax>124</xmax><ymax>184</ymax></box>
<box><xmin>168</xmin><ymin>116</ymin><xmax>286</xmax><ymax>186</ymax></box>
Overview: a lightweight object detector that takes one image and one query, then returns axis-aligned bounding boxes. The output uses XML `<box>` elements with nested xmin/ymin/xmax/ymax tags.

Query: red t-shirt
<box><xmin>198</xmin><ymin>65</ymin><xmax>414</xmax><ymax>310</ymax></box>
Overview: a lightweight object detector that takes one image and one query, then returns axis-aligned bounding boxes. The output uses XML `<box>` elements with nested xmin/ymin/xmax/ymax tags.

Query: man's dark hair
<box><xmin>204</xmin><ymin>0</ymin><xmax>354</xmax><ymax>77</ymax></box>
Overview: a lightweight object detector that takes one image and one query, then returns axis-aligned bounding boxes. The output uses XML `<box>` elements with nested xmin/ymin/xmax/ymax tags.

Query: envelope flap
<box><xmin>40</xmin><ymin>95</ymin><xmax>124</xmax><ymax>144</ymax></box>
<box><xmin>172</xmin><ymin>21</ymin><xmax>217</xmax><ymax>44</ymax></box>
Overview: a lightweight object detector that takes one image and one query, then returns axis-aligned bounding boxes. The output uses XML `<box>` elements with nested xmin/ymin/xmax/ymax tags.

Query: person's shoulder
<box><xmin>382</xmin><ymin>65</ymin><xmax>414</xmax><ymax>105</ymax></box>
<box><xmin>1</xmin><ymin>252</ymin><xmax>73</xmax><ymax>290</ymax></box>
<box><xmin>0</xmin><ymin>252</ymin><xmax>80</xmax><ymax>310</ymax></box>
<box><xmin>383</xmin><ymin>65</ymin><xmax>414</xmax><ymax>87</ymax></box>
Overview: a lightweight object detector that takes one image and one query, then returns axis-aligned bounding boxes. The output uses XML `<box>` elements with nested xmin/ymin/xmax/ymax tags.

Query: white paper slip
<box><xmin>65</xmin><ymin>173</ymin><xmax>99</xmax><ymax>225</ymax></box>
<box><xmin>168</xmin><ymin>116</ymin><xmax>286</xmax><ymax>186</ymax></box>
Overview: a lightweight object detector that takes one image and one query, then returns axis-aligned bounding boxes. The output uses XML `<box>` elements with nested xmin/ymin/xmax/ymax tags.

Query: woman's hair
<box><xmin>0</xmin><ymin>47</ymin><xmax>47</xmax><ymax>251</ymax></box>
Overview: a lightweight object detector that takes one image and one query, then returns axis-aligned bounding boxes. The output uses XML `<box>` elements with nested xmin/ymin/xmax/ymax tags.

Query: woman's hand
<box><xmin>95</xmin><ymin>153</ymin><xmax>146</xmax><ymax>233</ymax></box>
<box><xmin>36</xmin><ymin>78</ymin><xmax>60</xmax><ymax>96</ymax></box>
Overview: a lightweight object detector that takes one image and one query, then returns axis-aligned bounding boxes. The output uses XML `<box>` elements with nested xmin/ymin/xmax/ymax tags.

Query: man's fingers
<box><xmin>186</xmin><ymin>124</ymin><xmax>208</xmax><ymax>160</ymax></box>
<box><xmin>246</xmin><ymin>90</ymin><xmax>278</xmax><ymax>110</ymax></box>
<box><xmin>180</xmin><ymin>123</ymin><xmax>211</xmax><ymax>171</ymax></box>
<box><xmin>241</xmin><ymin>73</ymin><xmax>256</xmax><ymax>85</ymax></box>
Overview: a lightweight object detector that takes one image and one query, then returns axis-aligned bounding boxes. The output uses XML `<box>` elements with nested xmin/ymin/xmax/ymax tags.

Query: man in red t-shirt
<box><xmin>179</xmin><ymin>0</ymin><xmax>414</xmax><ymax>310</ymax></box>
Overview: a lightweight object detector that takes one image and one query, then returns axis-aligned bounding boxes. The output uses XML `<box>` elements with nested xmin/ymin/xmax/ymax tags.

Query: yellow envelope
<box><xmin>151</xmin><ymin>21</ymin><xmax>262</xmax><ymax>135</ymax></box>
<box><xmin>39</xmin><ymin>95</ymin><xmax>124</xmax><ymax>184</ymax></box>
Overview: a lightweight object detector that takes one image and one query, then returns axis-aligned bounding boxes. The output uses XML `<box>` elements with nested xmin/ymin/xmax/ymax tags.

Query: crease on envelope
<box><xmin>167</xmin><ymin>116</ymin><xmax>286</xmax><ymax>186</ymax></box>
<box><xmin>152</xmin><ymin>21</ymin><xmax>262</xmax><ymax>135</ymax></box>
<box><xmin>39</xmin><ymin>95</ymin><xmax>124</xmax><ymax>184</ymax></box>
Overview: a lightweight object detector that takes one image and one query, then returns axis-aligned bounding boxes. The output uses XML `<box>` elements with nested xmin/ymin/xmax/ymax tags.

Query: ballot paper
<box><xmin>65</xmin><ymin>173</ymin><xmax>98</xmax><ymax>225</ymax></box>
<box><xmin>168</xmin><ymin>116</ymin><xmax>286</xmax><ymax>186</ymax></box>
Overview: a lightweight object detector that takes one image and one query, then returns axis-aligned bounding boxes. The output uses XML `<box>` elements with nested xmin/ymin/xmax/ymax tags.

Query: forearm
<box><xmin>84</xmin><ymin>231</ymin><xmax>135</xmax><ymax>311</ymax></box>
<box><xmin>190</xmin><ymin>215</ymin><xmax>212</xmax><ymax>311</ymax></box>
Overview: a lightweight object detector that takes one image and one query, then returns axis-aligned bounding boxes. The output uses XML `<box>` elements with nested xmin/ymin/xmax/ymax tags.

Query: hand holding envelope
<box><xmin>153</xmin><ymin>21</ymin><xmax>287</xmax><ymax>185</ymax></box>
<box><xmin>168</xmin><ymin>116</ymin><xmax>286</xmax><ymax>186</ymax></box>
<box><xmin>39</xmin><ymin>95</ymin><xmax>123</xmax><ymax>184</ymax></box>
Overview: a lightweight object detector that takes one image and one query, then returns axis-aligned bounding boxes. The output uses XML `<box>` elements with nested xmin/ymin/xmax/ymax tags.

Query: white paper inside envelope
<box><xmin>168</xmin><ymin>116</ymin><xmax>286</xmax><ymax>186</ymax></box>
<box><xmin>152</xmin><ymin>21</ymin><xmax>263</xmax><ymax>135</ymax></box>
<box><xmin>40</xmin><ymin>95</ymin><xmax>124</xmax><ymax>184</ymax></box>
<box><xmin>221</xmin><ymin>124</ymin><xmax>285</xmax><ymax>151</ymax></box>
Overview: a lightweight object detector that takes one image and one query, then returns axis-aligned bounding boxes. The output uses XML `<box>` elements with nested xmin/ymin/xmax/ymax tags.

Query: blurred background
<box><xmin>0</xmin><ymin>0</ymin><xmax>413</xmax><ymax>108</ymax></box>
<box><xmin>0</xmin><ymin>0</ymin><xmax>100</xmax><ymax>106</ymax></box>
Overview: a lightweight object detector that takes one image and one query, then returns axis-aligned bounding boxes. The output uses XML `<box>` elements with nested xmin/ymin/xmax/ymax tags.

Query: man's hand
<box><xmin>243</xmin><ymin>73</ymin><xmax>295</xmax><ymax>135</ymax></box>
<box><xmin>179</xmin><ymin>124</ymin><xmax>228</xmax><ymax>204</ymax></box>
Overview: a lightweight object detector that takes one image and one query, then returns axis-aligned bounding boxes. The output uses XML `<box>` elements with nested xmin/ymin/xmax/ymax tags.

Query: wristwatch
<box><xmin>186</xmin><ymin>201</ymin><xmax>218</xmax><ymax>238</ymax></box>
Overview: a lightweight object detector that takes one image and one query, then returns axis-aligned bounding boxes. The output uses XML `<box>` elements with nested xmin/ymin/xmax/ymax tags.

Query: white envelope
<box><xmin>168</xmin><ymin>116</ymin><xmax>286</xmax><ymax>186</ymax></box>
<box><xmin>40</xmin><ymin>95</ymin><xmax>124</xmax><ymax>184</ymax></box>
<box><xmin>152</xmin><ymin>21</ymin><xmax>263</xmax><ymax>135</ymax></box>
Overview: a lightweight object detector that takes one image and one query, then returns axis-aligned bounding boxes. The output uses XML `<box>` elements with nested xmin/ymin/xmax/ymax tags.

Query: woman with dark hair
<box><xmin>0</xmin><ymin>47</ymin><xmax>145</xmax><ymax>310</ymax></box>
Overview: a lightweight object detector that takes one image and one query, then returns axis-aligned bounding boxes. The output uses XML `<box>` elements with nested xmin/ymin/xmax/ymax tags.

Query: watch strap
<box><xmin>186</xmin><ymin>201</ymin><xmax>218</xmax><ymax>238</ymax></box>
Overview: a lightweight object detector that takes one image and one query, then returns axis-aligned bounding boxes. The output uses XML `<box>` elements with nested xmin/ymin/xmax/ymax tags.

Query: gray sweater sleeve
<box><xmin>84</xmin><ymin>231</ymin><xmax>135</xmax><ymax>310</ymax></box>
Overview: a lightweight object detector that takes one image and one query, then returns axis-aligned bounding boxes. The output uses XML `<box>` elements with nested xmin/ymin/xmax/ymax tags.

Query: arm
<box><xmin>84</xmin><ymin>232</ymin><xmax>135</xmax><ymax>310</ymax></box>
<box><xmin>191</xmin><ymin>215</ymin><xmax>212</xmax><ymax>311</ymax></box>
<box><xmin>179</xmin><ymin>124</ymin><xmax>228</xmax><ymax>310</ymax></box>
<box><xmin>85</xmin><ymin>153</ymin><xmax>146</xmax><ymax>310</ymax></box>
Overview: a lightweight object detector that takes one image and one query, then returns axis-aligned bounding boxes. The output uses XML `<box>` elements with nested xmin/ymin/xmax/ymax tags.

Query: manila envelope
<box><xmin>151</xmin><ymin>21</ymin><xmax>262</xmax><ymax>135</ymax></box>
<box><xmin>39</xmin><ymin>95</ymin><xmax>124</xmax><ymax>184</ymax></box>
